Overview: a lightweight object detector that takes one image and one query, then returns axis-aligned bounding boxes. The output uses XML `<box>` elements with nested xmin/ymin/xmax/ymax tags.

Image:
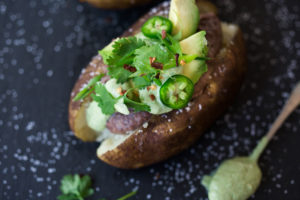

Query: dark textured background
<box><xmin>0</xmin><ymin>0</ymin><xmax>299</xmax><ymax>199</ymax></box>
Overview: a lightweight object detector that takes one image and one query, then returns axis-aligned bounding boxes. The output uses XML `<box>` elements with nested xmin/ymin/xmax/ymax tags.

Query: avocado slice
<box><xmin>169</xmin><ymin>0</ymin><xmax>200</xmax><ymax>40</ymax></box>
<box><xmin>180</xmin><ymin>31</ymin><xmax>208</xmax><ymax>83</ymax></box>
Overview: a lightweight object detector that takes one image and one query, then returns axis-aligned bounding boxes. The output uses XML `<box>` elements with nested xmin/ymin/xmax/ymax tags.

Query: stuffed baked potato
<box><xmin>79</xmin><ymin>0</ymin><xmax>153</xmax><ymax>9</ymax></box>
<box><xmin>69</xmin><ymin>0</ymin><xmax>246</xmax><ymax>169</ymax></box>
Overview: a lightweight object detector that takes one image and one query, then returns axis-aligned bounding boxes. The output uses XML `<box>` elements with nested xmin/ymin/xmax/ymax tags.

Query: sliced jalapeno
<box><xmin>160</xmin><ymin>75</ymin><xmax>194</xmax><ymax>109</ymax></box>
<box><xmin>141</xmin><ymin>16</ymin><xmax>173</xmax><ymax>38</ymax></box>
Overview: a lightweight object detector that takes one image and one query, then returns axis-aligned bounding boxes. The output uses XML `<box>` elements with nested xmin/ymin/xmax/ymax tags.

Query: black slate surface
<box><xmin>0</xmin><ymin>0</ymin><xmax>299</xmax><ymax>199</ymax></box>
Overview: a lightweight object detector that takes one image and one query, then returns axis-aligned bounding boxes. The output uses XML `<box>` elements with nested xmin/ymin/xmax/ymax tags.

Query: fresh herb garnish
<box><xmin>99</xmin><ymin>33</ymin><xmax>184</xmax><ymax>85</ymax></box>
<box><xmin>160</xmin><ymin>32</ymin><xmax>182</xmax><ymax>55</ymax></box>
<box><xmin>91</xmin><ymin>83</ymin><xmax>119</xmax><ymax>115</ymax></box>
<box><xmin>131</xmin><ymin>43</ymin><xmax>172</xmax><ymax>76</ymax></box>
<box><xmin>100</xmin><ymin>37</ymin><xmax>145</xmax><ymax>83</ymax></box>
<box><xmin>132</xmin><ymin>76</ymin><xmax>152</xmax><ymax>89</ymax></box>
<box><xmin>108</xmin><ymin>65</ymin><xmax>132</xmax><ymax>84</ymax></box>
<box><xmin>58</xmin><ymin>174</ymin><xmax>137</xmax><ymax>200</ymax></box>
<box><xmin>102</xmin><ymin>37</ymin><xmax>145</xmax><ymax>67</ymax></box>
<box><xmin>58</xmin><ymin>174</ymin><xmax>94</xmax><ymax>200</ymax></box>
<box><xmin>124</xmin><ymin>89</ymin><xmax>151</xmax><ymax>112</ymax></box>
<box><xmin>73</xmin><ymin>74</ymin><xmax>105</xmax><ymax>101</ymax></box>
<box><xmin>74</xmin><ymin>16</ymin><xmax>209</xmax><ymax>115</ymax></box>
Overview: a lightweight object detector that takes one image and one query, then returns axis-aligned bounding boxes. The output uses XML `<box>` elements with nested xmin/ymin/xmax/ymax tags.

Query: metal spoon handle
<box><xmin>266</xmin><ymin>82</ymin><xmax>300</xmax><ymax>141</ymax></box>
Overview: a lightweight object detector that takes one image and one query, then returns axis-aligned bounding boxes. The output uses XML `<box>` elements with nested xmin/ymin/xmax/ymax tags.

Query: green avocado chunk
<box><xmin>202</xmin><ymin>157</ymin><xmax>262</xmax><ymax>200</ymax></box>
<box><xmin>180</xmin><ymin>31</ymin><xmax>208</xmax><ymax>83</ymax></box>
<box><xmin>169</xmin><ymin>0</ymin><xmax>200</xmax><ymax>40</ymax></box>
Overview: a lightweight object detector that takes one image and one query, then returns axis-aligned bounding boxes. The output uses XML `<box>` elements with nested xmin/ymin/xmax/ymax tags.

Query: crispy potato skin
<box><xmin>69</xmin><ymin>1</ymin><xmax>246</xmax><ymax>168</ymax></box>
<box><xmin>79</xmin><ymin>0</ymin><xmax>153</xmax><ymax>9</ymax></box>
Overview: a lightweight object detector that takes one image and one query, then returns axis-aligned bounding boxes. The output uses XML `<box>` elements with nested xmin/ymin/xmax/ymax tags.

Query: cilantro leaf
<box><xmin>78</xmin><ymin>176</ymin><xmax>94</xmax><ymax>198</ymax></box>
<box><xmin>58</xmin><ymin>174</ymin><xmax>94</xmax><ymax>200</ymax></box>
<box><xmin>102</xmin><ymin>37</ymin><xmax>145</xmax><ymax>67</ymax></box>
<box><xmin>108</xmin><ymin>65</ymin><xmax>132</xmax><ymax>83</ymax></box>
<box><xmin>132</xmin><ymin>44</ymin><xmax>171</xmax><ymax>75</ymax></box>
<box><xmin>92</xmin><ymin>83</ymin><xmax>118</xmax><ymax>115</ymax></box>
<box><xmin>99</xmin><ymin>40</ymin><xmax>115</xmax><ymax>65</ymax></box>
<box><xmin>73</xmin><ymin>74</ymin><xmax>105</xmax><ymax>101</ymax></box>
<box><xmin>124</xmin><ymin>90</ymin><xmax>150</xmax><ymax>112</ymax></box>
<box><xmin>132</xmin><ymin>76</ymin><xmax>151</xmax><ymax>89</ymax></box>
<box><xmin>58</xmin><ymin>174</ymin><xmax>137</xmax><ymax>200</ymax></box>
<box><xmin>100</xmin><ymin>37</ymin><xmax>145</xmax><ymax>83</ymax></box>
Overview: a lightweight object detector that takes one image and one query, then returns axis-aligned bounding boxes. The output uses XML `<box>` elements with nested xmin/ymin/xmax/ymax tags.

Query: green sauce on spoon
<box><xmin>202</xmin><ymin>83</ymin><xmax>300</xmax><ymax>200</ymax></box>
<box><xmin>202</xmin><ymin>137</ymin><xmax>267</xmax><ymax>200</ymax></box>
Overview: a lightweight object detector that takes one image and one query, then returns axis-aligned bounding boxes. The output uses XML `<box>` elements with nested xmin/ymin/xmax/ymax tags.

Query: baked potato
<box><xmin>69</xmin><ymin>0</ymin><xmax>246</xmax><ymax>169</ymax></box>
<box><xmin>79</xmin><ymin>0</ymin><xmax>154</xmax><ymax>9</ymax></box>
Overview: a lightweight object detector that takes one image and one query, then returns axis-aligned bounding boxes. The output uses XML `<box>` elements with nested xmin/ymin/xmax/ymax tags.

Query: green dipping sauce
<box><xmin>202</xmin><ymin>137</ymin><xmax>269</xmax><ymax>200</ymax></box>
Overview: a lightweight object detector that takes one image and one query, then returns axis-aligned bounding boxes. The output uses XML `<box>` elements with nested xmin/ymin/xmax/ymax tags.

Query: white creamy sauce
<box><xmin>105</xmin><ymin>78</ymin><xmax>130</xmax><ymax>115</ymax></box>
<box><xmin>85</xmin><ymin>101</ymin><xmax>109</xmax><ymax>133</ymax></box>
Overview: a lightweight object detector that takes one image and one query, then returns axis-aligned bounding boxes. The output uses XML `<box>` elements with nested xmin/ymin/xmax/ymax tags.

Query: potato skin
<box><xmin>79</xmin><ymin>0</ymin><xmax>153</xmax><ymax>9</ymax></box>
<box><xmin>69</xmin><ymin>1</ymin><xmax>246</xmax><ymax>168</ymax></box>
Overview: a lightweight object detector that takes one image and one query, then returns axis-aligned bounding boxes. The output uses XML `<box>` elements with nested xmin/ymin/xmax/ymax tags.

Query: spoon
<box><xmin>202</xmin><ymin>82</ymin><xmax>300</xmax><ymax>200</ymax></box>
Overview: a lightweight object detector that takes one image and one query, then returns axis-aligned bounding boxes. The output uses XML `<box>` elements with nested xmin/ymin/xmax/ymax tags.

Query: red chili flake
<box><xmin>149</xmin><ymin>57</ymin><xmax>156</xmax><ymax>65</ymax></box>
<box><xmin>180</xmin><ymin>60</ymin><xmax>186</xmax><ymax>66</ymax></box>
<box><xmin>120</xmin><ymin>90</ymin><xmax>127</xmax><ymax>96</ymax></box>
<box><xmin>117</xmin><ymin>88</ymin><xmax>127</xmax><ymax>96</ymax></box>
<box><xmin>150</xmin><ymin>94</ymin><xmax>156</xmax><ymax>101</ymax></box>
<box><xmin>151</xmin><ymin>62</ymin><xmax>163</xmax><ymax>70</ymax></box>
<box><xmin>175</xmin><ymin>54</ymin><xmax>179</xmax><ymax>66</ymax></box>
<box><xmin>123</xmin><ymin>64</ymin><xmax>137</xmax><ymax>72</ymax></box>
<box><xmin>161</xmin><ymin>30</ymin><xmax>167</xmax><ymax>40</ymax></box>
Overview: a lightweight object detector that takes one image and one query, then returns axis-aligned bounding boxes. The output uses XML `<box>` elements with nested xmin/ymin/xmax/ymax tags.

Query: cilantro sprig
<box><xmin>99</xmin><ymin>33</ymin><xmax>184</xmax><ymax>85</ymax></box>
<box><xmin>103</xmin><ymin>37</ymin><xmax>145</xmax><ymax>67</ymax></box>
<box><xmin>91</xmin><ymin>83</ymin><xmax>119</xmax><ymax>115</ymax></box>
<box><xmin>58</xmin><ymin>174</ymin><xmax>138</xmax><ymax>200</ymax></box>
<box><xmin>100</xmin><ymin>37</ymin><xmax>145</xmax><ymax>83</ymax></box>
<box><xmin>131</xmin><ymin>76</ymin><xmax>152</xmax><ymax>89</ymax></box>
<box><xmin>74</xmin><ymin>17</ymin><xmax>208</xmax><ymax>115</ymax></box>
<box><xmin>58</xmin><ymin>174</ymin><xmax>94</xmax><ymax>200</ymax></box>
<box><xmin>91</xmin><ymin>82</ymin><xmax>151</xmax><ymax>114</ymax></box>
<box><xmin>131</xmin><ymin>43</ymin><xmax>171</xmax><ymax>77</ymax></box>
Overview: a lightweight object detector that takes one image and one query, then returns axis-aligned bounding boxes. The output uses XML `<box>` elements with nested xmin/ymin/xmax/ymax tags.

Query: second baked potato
<box><xmin>79</xmin><ymin>0</ymin><xmax>153</xmax><ymax>9</ymax></box>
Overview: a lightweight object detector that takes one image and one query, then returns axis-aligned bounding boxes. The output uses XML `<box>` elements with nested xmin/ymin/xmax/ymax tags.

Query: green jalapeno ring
<box><xmin>141</xmin><ymin>16</ymin><xmax>173</xmax><ymax>38</ymax></box>
<box><xmin>159</xmin><ymin>75</ymin><xmax>194</xmax><ymax>109</ymax></box>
